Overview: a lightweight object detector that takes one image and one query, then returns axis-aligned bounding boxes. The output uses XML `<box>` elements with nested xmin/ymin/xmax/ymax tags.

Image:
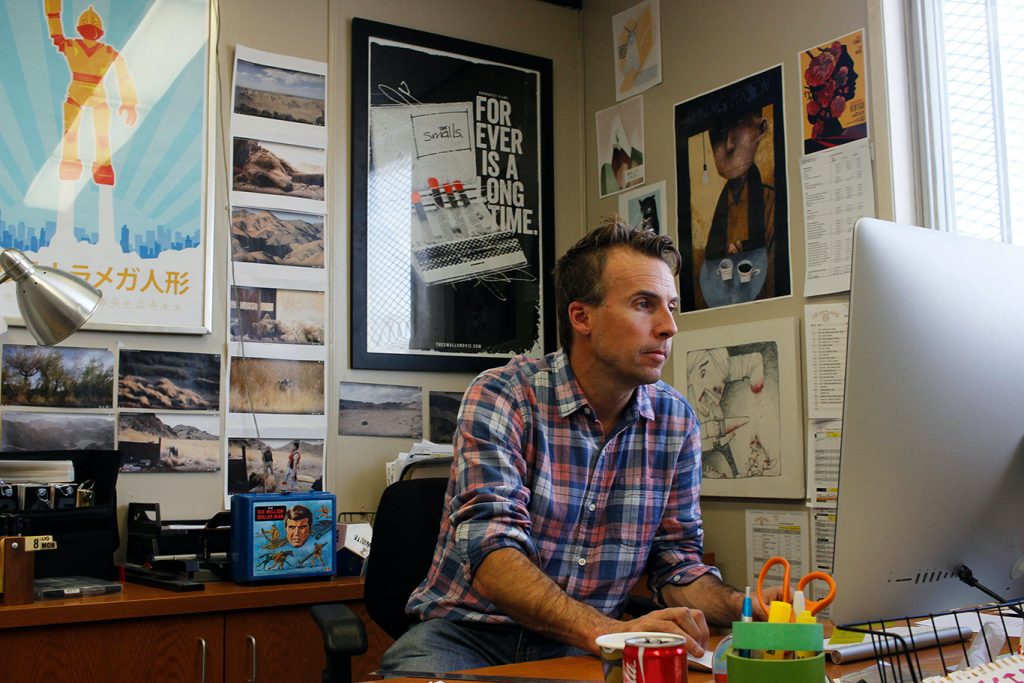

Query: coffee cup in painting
<box><xmin>717</xmin><ymin>258</ymin><xmax>734</xmax><ymax>281</ymax></box>
<box><xmin>737</xmin><ymin>259</ymin><xmax>760</xmax><ymax>283</ymax></box>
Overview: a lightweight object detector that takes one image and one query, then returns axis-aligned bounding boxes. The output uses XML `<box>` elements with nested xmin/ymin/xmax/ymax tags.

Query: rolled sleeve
<box><xmin>450</xmin><ymin>372</ymin><xmax>540</xmax><ymax>581</ymax></box>
<box><xmin>647</xmin><ymin>415</ymin><xmax>722</xmax><ymax>599</ymax></box>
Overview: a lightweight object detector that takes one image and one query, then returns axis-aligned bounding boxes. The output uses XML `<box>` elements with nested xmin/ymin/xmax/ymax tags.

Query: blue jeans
<box><xmin>379</xmin><ymin>618</ymin><xmax>590</xmax><ymax>674</ymax></box>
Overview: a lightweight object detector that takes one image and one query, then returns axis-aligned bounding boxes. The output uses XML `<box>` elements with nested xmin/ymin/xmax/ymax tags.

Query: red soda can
<box><xmin>622</xmin><ymin>635</ymin><xmax>688</xmax><ymax>683</ymax></box>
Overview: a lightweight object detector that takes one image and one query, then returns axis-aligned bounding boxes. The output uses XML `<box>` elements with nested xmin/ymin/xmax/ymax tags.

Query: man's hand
<box><xmin>752</xmin><ymin>584</ymin><xmax>788</xmax><ymax>621</ymax></box>
<box><xmin>604</xmin><ymin>606</ymin><xmax>710</xmax><ymax>656</ymax></box>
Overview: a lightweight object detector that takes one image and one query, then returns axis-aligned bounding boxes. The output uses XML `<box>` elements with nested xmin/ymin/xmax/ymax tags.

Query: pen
<box><xmin>738</xmin><ymin>586</ymin><xmax>753</xmax><ymax>658</ymax></box>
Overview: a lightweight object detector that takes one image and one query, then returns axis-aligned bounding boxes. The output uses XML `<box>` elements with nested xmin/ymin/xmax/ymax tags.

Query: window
<box><xmin>911</xmin><ymin>0</ymin><xmax>1023</xmax><ymax>244</ymax></box>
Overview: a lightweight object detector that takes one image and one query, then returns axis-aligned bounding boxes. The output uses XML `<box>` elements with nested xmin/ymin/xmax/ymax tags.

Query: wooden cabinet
<box><xmin>0</xmin><ymin>613</ymin><xmax>224</xmax><ymax>682</ymax></box>
<box><xmin>225</xmin><ymin>607</ymin><xmax>324</xmax><ymax>682</ymax></box>
<box><xmin>0</xmin><ymin>578</ymin><xmax>377</xmax><ymax>683</ymax></box>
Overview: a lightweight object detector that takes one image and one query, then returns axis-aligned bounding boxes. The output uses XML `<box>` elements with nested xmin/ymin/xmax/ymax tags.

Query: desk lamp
<box><xmin>0</xmin><ymin>248</ymin><xmax>102</xmax><ymax>346</ymax></box>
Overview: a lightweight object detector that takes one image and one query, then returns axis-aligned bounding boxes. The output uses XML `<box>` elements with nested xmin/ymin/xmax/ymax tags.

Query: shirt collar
<box><xmin>551</xmin><ymin>349</ymin><xmax>656</xmax><ymax>422</ymax></box>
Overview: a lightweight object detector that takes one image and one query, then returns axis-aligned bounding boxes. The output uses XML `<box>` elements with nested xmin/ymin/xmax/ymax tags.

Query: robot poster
<box><xmin>0</xmin><ymin>0</ymin><xmax>212</xmax><ymax>333</ymax></box>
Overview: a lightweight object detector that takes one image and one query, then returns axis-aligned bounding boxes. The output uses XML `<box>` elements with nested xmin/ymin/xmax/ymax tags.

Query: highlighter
<box><xmin>762</xmin><ymin>600</ymin><xmax>793</xmax><ymax>660</ymax></box>
<box><xmin>793</xmin><ymin>610</ymin><xmax>819</xmax><ymax>659</ymax></box>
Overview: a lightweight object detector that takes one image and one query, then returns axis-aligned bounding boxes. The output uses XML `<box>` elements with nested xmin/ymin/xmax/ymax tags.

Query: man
<box><xmin>382</xmin><ymin>219</ymin><xmax>769</xmax><ymax>673</ymax></box>
<box><xmin>284</xmin><ymin>505</ymin><xmax>312</xmax><ymax>549</ymax></box>
<box><xmin>284</xmin><ymin>441</ymin><xmax>301</xmax><ymax>491</ymax></box>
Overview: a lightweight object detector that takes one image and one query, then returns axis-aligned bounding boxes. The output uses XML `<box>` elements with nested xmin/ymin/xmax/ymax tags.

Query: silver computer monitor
<box><xmin>830</xmin><ymin>217</ymin><xmax>1024</xmax><ymax>625</ymax></box>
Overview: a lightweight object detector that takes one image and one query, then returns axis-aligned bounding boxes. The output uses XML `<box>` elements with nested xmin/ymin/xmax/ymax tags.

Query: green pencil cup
<box><xmin>725</xmin><ymin>621</ymin><xmax>825</xmax><ymax>683</ymax></box>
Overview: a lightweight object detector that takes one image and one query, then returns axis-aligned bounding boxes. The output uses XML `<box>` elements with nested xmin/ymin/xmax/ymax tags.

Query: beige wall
<box><xmin>5</xmin><ymin>0</ymin><xmax>906</xmax><ymax>583</ymax></box>
<box><xmin>579</xmin><ymin>0</ymin><xmax>897</xmax><ymax>587</ymax></box>
<box><xmin>0</xmin><ymin>0</ymin><xmax>585</xmax><ymax>539</ymax></box>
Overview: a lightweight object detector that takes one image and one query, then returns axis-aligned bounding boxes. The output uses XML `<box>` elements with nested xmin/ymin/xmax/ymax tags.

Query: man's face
<box><xmin>285</xmin><ymin>517</ymin><xmax>310</xmax><ymax>547</ymax></box>
<box><xmin>578</xmin><ymin>248</ymin><xmax>678</xmax><ymax>389</ymax></box>
<box><xmin>711</xmin><ymin>115</ymin><xmax>767</xmax><ymax>181</ymax></box>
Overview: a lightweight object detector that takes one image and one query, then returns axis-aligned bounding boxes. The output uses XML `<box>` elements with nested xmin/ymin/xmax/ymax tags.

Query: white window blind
<box><xmin>913</xmin><ymin>0</ymin><xmax>1023</xmax><ymax>244</ymax></box>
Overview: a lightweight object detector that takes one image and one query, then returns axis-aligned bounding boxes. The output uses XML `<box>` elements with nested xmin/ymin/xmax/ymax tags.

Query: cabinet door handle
<box><xmin>197</xmin><ymin>637</ymin><xmax>207</xmax><ymax>683</ymax></box>
<box><xmin>247</xmin><ymin>634</ymin><xmax>258</xmax><ymax>682</ymax></box>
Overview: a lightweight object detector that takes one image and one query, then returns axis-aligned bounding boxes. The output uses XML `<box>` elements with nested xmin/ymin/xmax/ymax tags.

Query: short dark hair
<box><xmin>285</xmin><ymin>505</ymin><xmax>312</xmax><ymax>524</ymax></box>
<box><xmin>553</xmin><ymin>217</ymin><xmax>680</xmax><ymax>352</ymax></box>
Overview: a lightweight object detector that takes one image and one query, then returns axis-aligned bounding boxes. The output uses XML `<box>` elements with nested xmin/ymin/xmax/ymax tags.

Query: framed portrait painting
<box><xmin>674</xmin><ymin>66</ymin><xmax>791</xmax><ymax>314</ymax></box>
<box><xmin>0</xmin><ymin>0</ymin><xmax>215</xmax><ymax>334</ymax></box>
<box><xmin>351</xmin><ymin>19</ymin><xmax>555</xmax><ymax>372</ymax></box>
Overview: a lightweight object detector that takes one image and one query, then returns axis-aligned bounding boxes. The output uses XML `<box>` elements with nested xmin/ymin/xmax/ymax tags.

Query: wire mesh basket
<box><xmin>835</xmin><ymin>597</ymin><xmax>1024</xmax><ymax>681</ymax></box>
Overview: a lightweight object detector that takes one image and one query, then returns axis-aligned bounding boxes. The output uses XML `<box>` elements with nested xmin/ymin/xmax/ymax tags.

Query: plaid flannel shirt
<box><xmin>407</xmin><ymin>350</ymin><xmax>718</xmax><ymax>624</ymax></box>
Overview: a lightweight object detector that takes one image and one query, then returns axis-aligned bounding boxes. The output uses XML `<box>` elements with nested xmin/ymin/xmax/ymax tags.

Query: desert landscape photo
<box><xmin>234</xmin><ymin>58</ymin><xmax>325</xmax><ymax>126</ymax></box>
<box><xmin>229</xmin><ymin>357</ymin><xmax>324</xmax><ymax>414</ymax></box>
<box><xmin>231</xmin><ymin>207</ymin><xmax>325</xmax><ymax>267</ymax></box>
<box><xmin>338</xmin><ymin>381</ymin><xmax>422</xmax><ymax>438</ymax></box>
<box><xmin>119</xmin><ymin>413</ymin><xmax>221</xmax><ymax>473</ymax></box>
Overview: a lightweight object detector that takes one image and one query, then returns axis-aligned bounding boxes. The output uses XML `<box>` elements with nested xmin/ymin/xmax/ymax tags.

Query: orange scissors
<box><xmin>756</xmin><ymin>555</ymin><xmax>837</xmax><ymax>616</ymax></box>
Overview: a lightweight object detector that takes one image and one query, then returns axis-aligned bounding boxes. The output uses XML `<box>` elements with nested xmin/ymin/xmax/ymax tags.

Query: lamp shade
<box><xmin>0</xmin><ymin>249</ymin><xmax>102</xmax><ymax>346</ymax></box>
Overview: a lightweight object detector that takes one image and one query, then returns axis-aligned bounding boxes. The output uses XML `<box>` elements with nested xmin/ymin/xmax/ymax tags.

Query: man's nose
<box><xmin>656</xmin><ymin>306</ymin><xmax>678</xmax><ymax>338</ymax></box>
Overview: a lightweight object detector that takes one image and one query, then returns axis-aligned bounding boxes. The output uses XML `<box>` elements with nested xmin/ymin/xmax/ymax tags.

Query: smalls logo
<box><xmin>422</xmin><ymin>123</ymin><xmax>465</xmax><ymax>141</ymax></box>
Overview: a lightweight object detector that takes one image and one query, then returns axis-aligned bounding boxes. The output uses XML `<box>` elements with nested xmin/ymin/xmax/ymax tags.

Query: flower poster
<box><xmin>800</xmin><ymin>29</ymin><xmax>868</xmax><ymax>155</ymax></box>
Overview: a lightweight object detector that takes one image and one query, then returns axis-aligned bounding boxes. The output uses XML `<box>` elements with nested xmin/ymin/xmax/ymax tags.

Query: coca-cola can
<box><xmin>622</xmin><ymin>635</ymin><xmax>688</xmax><ymax>683</ymax></box>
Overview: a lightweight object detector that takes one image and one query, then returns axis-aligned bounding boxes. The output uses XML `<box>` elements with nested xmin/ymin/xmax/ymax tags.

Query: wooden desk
<box><xmin>373</xmin><ymin>629</ymin><xmax>1016</xmax><ymax>683</ymax></box>
<box><xmin>0</xmin><ymin>577</ymin><xmax>388</xmax><ymax>682</ymax></box>
<box><xmin>371</xmin><ymin>637</ymin><xmax>887</xmax><ymax>683</ymax></box>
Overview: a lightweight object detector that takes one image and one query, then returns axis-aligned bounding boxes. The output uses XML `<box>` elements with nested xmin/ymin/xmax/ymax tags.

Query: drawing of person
<box><xmin>704</xmin><ymin>105</ymin><xmax>775</xmax><ymax>262</ymax></box>
<box><xmin>686</xmin><ymin>347</ymin><xmax>764</xmax><ymax>478</ymax></box>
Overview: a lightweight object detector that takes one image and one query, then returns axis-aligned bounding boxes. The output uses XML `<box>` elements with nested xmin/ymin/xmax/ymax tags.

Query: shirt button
<box><xmin>583</xmin><ymin>407</ymin><xmax>591</xmax><ymax>416</ymax></box>
<box><xmin>673</xmin><ymin>575</ymin><xmax>682</xmax><ymax>583</ymax></box>
<box><xmin>577</xmin><ymin>557</ymin><xmax>587</xmax><ymax>566</ymax></box>
<box><xmin>588</xmin><ymin>503</ymin><xmax>596</xmax><ymax>512</ymax></box>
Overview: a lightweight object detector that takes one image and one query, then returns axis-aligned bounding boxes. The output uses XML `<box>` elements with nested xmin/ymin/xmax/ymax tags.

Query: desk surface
<box><xmin>372</xmin><ymin>634</ymin><xmax>957</xmax><ymax>683</ymax></box>
<box><xmin>0</xmin><ymin>575</ymin><xmax>363</xmax><ymax>629</ymax></box>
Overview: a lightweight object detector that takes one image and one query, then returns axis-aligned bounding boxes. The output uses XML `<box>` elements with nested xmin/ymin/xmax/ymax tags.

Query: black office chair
<box><xmin>312</xmin><ymin>476</ymin><xmax>657</xmax><ymax>682</ymax></box>
<box><xmin>313</xmin><ymin>476</ymin><xmax>449</xmax><ymax>683</ymax></box>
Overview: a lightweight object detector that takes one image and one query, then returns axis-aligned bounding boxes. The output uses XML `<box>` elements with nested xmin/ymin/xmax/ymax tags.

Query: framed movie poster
<box><xmin>351</xmin><ymin>19</ymin><xmax>555</xmax><ymax>372</ymax></box>
<box><xmin>0</xmin><ymin>0</ymin><xmax>214</xmax><ymax>334</ymax></box>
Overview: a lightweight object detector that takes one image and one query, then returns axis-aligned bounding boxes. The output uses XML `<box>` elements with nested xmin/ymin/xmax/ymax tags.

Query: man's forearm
<box><xmin>472</xmin><ymin>547</ymin><xmax>617</xmax><ymax>651</ymax></box>
<box><xmin>660</xmin><ymin>573</ymin><xmax>744</xmax><ymax>626</ymax></box>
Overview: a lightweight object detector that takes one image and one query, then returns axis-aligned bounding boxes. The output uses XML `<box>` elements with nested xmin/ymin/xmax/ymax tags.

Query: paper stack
<box><xmin>385</xmin><ymin>441</ymin><xmax>454</xmax><ymax>485</ymax></box>
<box><xmin>0</xmin><ymin>460</ymin><xmax>75</xmax><ymax>483</ymax></box>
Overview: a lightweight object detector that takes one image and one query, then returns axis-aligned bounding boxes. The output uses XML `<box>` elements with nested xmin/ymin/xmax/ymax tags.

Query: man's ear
<box><xmin>568</xmin><ymin>301</ymin><xmax>592</xmax><ymax>338</ymax></box>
